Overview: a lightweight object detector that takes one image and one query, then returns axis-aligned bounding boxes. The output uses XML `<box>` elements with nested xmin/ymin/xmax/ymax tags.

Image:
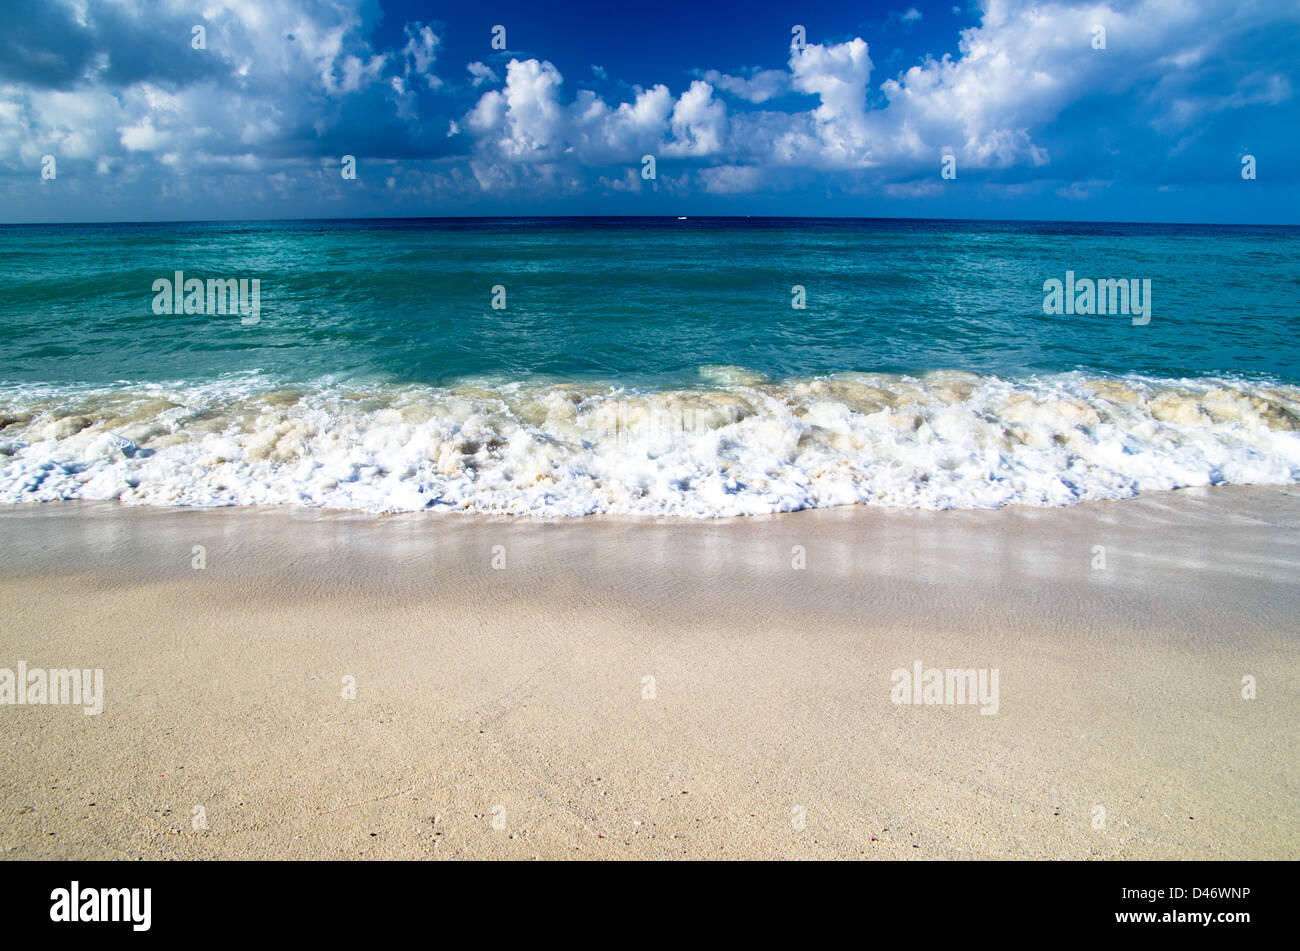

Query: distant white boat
<box><xmin>676</xmin><ymin>216</ymin><xmax>687</xmax><ymax>220</ymax></box>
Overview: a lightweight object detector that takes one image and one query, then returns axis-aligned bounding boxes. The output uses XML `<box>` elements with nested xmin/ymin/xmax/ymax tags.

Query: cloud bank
<box><xmin>1</xmin><ymin>0</ymin><xmax>1295</xmax><ymax>220</ymax></box>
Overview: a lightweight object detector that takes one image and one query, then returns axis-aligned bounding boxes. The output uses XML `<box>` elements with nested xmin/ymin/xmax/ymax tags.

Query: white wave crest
<box><xmin>1</xmin><ymin>370</ymin><xmax>1298</xmax><ymax>516</ymax></box>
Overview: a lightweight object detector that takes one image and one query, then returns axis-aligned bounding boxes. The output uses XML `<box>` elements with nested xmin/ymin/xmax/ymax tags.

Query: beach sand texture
<box><xmin>1</xmin><ymin>486</ymin><xmax>1297</xmax><ymax>860</ymax></box>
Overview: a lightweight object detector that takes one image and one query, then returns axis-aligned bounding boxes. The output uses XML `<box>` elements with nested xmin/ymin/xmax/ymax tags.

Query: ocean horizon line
<box><xmin>2</xmin><ymin>213</ymin><xmax>1298</xmax><ymax>230</ymax></box>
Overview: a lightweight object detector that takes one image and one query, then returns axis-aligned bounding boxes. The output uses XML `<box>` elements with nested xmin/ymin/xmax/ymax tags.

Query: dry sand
<box><xmin>0</xmin><ymin>486</ymin><xmax>1297</xmax><ymax>860</ymax></box>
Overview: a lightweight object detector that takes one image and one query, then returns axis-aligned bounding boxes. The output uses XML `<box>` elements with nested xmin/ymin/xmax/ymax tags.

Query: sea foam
<box><xmin>1</xmin><ymin>371</ymin><xmax>1297</xmax><ymax>517</ymax></box>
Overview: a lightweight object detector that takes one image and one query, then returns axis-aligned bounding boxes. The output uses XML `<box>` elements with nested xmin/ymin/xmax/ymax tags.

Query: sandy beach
<box><xmin>1</xmin><ymin>486</ymin><xmax>1297</xmax><ymax>860</ymax></box>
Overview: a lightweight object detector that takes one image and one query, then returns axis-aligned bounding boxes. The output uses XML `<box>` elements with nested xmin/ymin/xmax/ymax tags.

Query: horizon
<box><xmin>4</xmin><ymin>213</ymin><xmax>1299</xmax><ymax>229</ymax></box>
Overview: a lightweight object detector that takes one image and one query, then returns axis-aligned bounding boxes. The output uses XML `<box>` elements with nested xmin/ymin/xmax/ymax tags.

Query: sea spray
<box><xmin>0</xmin><ymin>371</ymin><xmax>1296</xmax><ymax>517</ymax></box>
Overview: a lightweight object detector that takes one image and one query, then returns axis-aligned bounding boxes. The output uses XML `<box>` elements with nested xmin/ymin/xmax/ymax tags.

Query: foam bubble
<box><xmin>0</xmin><ymin>372</ymin><xmax>1297</xmax><ymax>517</ymax></box>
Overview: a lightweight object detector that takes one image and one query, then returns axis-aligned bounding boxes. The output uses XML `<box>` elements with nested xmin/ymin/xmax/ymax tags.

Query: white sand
<box><xmin>1</xmin><ymin>486</ymin><xmax>1297</xmax><ymax>859</ymax></box>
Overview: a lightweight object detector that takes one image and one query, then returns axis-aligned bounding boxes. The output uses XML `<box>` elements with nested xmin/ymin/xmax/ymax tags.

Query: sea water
<box><xmin>0</xmin><ymin>217</ymin><xmax>1296</xmax><ymax>516</ymax></box>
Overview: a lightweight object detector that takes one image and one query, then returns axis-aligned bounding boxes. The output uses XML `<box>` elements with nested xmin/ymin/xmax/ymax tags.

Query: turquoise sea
<box><xmin>1</xmin><ymin>217</ymin><xmax>1297</xmax><ymax>516</ymax></box>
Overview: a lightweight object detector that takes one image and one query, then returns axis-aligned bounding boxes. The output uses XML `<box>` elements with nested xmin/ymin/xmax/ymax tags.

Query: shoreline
<box><xmin>1</xmin><ymin>486</ymin><xmax>1297</xmax><ymax>859</ymax></box>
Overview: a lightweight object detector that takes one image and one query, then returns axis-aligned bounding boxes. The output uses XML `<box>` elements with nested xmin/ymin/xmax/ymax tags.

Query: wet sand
<box><xmin>0</xmin><ymin>486</ymin><xmax>1297</xmax><ymax>859</ymax></box>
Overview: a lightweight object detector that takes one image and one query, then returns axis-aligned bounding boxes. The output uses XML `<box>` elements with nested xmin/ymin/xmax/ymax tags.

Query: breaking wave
<box><xmin>2</xmin><ymin>369</ymin><xmax>1298</xmax><ymax>517</ymax></box>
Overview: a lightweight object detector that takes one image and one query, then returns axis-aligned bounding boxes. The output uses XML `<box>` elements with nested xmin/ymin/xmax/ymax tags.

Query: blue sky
<box><xmin>2</xmin><ymin>0</ymin><xmax>1297</xmax><ymax>223</ymax></box>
